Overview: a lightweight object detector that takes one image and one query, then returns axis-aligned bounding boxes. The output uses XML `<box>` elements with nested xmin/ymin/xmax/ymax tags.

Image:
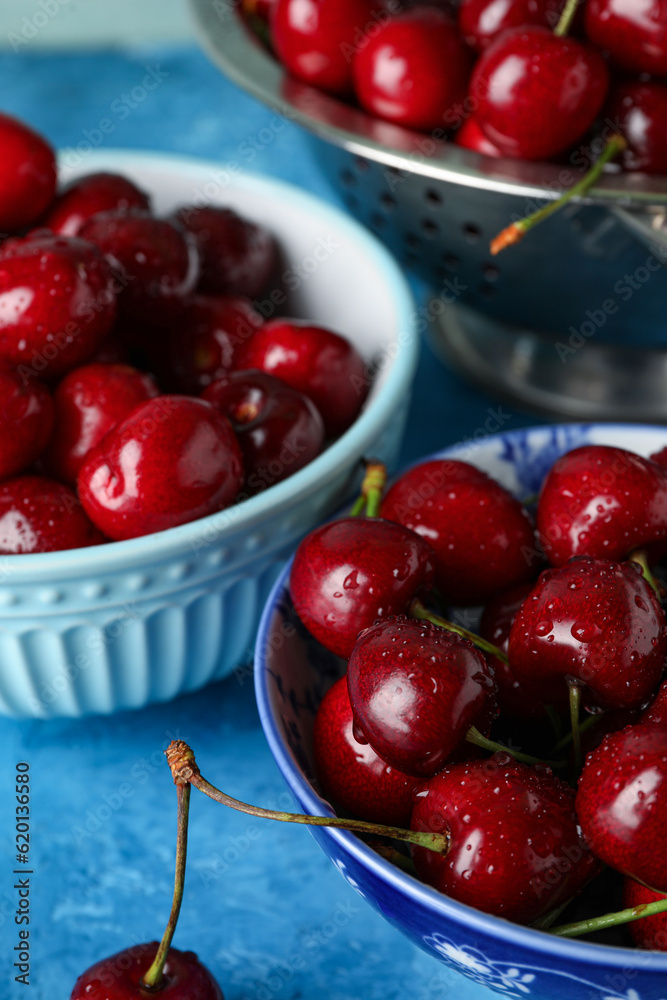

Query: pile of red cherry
<box><xmin>290</xmin><ymin>443</ymin><xmax>667</xmax><ymax>946</ymax></box>
<box><xmin>0</xmin><ymin>111</ymin><xmax>369</xmax><ymax>551</ymax></box>
<box><xmin>244</xmin><ymin>0</ymin><xmax>667</xmax><ymax>170</ymax></box>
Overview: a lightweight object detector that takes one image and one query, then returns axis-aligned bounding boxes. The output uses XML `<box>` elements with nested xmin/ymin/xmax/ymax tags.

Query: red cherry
<box><xmin>290</xmin><ymin>517</ymin><xmax>435</xmax><ymax>658</ymax></box>
<box><xmin>0</xmin><ymin>367</ymin><xmax>53</xmax><ymax>478</ymax></box>
<box><xmin>479</xmin><ymin>582</ymin><xmax>544</xmax><ymax>718</ymax></box>
<box><xmin>313</xmin><ymin>676</ymin><xmax>418</xmax><ymax>826</ymax></box>
<box><xmin>585</xmin><ymin>0</ymin><xmax>667</xmax><ymax>77</ymax></box>
<box><xmin>69</xmin><ymin>942</ymin><xmax>223</xmax><ymax>1000</ymax></box>
<box><xmin>639</xmin><ymin>679</ymin><xmax>667</xmax><ymax>726</ymax></box>
<box><xmin>508</xmin><ymin>557</ymin><xmax>667</xmax><ymax>711</ymax></box>
<box><xmin>271</xmin><ymin>0</ymin><xmax>384</xmax><ymax>96</ymax></box>
<box><xmin>47</xmin><ymin>362</ymin><xmax>159</xmax><ymax>484</ymax></box>
<box><xmin>536</xmin><ymin>445</ymin><xmax>667</xmax><ymax>567</ymax></box>
<box><xmin>78</xmin><ymin>210</ymin><xmax>198</xmax><ymax>323</ymax></box>
<box><xmin>455</xmin><ymin>115</ymin><xmax>505</xmax><ymax>156</ymax></box>
<box><xmin>352</xmin><ymin>8</ymin><xmax>473</xmax><ymax>131</ymax></box>
<box><xmin>606</xmin><ymin>82</ymin><xmax>667</xmax><ymax>175</ymax></box>
<box><xmin>43</xmin><ymin>172</ymin><xmax>151</xmax><ymax>237</ymax></box>
<box><xmin>622</xmin><ymin>877</ymin><xmax>667</xmax><ymax>950</ymax></box>
<box><xmin>0</xmin><ymin>232</ymin><xmax>117</xmax><ymax>378</ymax></box>
<box><xmin>163</xmin><ymin>295</ymin><xmax>263</xmax><ymax>393</ymax></box>
<box><xmin>347</xmin><ymin>616</ymin><xmax>496</xmax><ymax>777</ymax></box>
<box><xmin>172</xmin><ymin>206</ymin><xmax>276</xmax><ymax>300</ymax></box>
<box><xmin>380</xmin><ymin>458</ymin><xmax>536</xmax><ymax>605</ymax></box>
<box><xmin>0</xmin><ymin>113</ymin><xmax>56</xmax><ymax>234</ymax></box>
<box><xmin>235</xmin><ymin>319</ymin><xmax>368</xmax><ymax>438</ymax></box>
<box><xmin>77</xmin><ymin>396</ymin><xmax>244</xmax><ymax>540</ymax></box>
<box><xmin>411</xmin><ymin>756</ymin><xmax>600</xmax><ymax>923</ymax></box>
<box><xmin>472</xmin><ymin>26</ymin><xmax>609</xmax><ymax>160</ymax></box>
<box><xmin>202</xmin><ymin>369</ymin><xmax>324</xmax><ymax>494</ymax></box>
<box><xmin>576</xmin><ymin>722</ymin><xmax>667</xmax><ymax>893</ymax></box>
<box><xmin>459</xmin><ymin>0</ymin><xmax>565</xmax><ymax>52</ymax></box>
<box><xmin>0</xmin><ymin>475</ymin><xmax>104</xmax><ymax>553</ymax></box>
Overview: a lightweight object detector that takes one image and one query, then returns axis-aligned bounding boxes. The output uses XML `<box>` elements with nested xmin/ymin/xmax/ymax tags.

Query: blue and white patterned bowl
<box><xmin>255</xmin><ymin>423</ymin><xmax>667</xmax><ymax>1000</ymax></box>
<box><xmin>0</xmin><ymin>150</ymin><xmax>418</xmax><ymax>720</ymax></box>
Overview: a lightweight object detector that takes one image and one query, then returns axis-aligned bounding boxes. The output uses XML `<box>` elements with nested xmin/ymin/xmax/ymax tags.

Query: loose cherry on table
<box><xmin>0</xmin><ymin>366</ymin><xmax>54</xmax><ymax>479</ymax></box>
<box><xmin>458</xmin><ymin>0</ymin><xmax>566</xmax><ymax>52</ymax></box>
<box><xmin>46</xmin><ymin>362</ymin><xmax>159</xmax><ymax>484</ymax></box>
<box><xmin>172</xmin><ymin>205</ymin><xmax>276</xmax><ymax>301</ymax></box>
<box><xmin>0</xmin><ymin>232</ymin><xmax>117</xmax><ymax>378</ymax></box>
<box><xmin>380</xmin><ymin>458</ymin><xmax>536</xmax><ymax>605</ymax></box>
<box><xmin>352</xmin><ymin>7</ymin><xmax>473</xmax><ymax>132</ymax></box>
<box><xmin>0</xmin><ymin>475</ymin><xmax>105</xmax><ymax>553</ymax></box>
<box><xmin>0</xmin><ymin>111</ymin><xmax>57</xmax><ymax>234</ymax></box>
<box><xmin>202</xmin><ymin>369</ymin><xmax>325</xmax><ymax>494</ymax></box>
<box><xmin>605</xmin><ymin>82</ymin><xmax>667</xmax><ymax>176</ymax></box>
<box><xmin>77</xmin><ymin>396</ymin><xmax>244</xmax><ymax>540</ymax></box>
<box><xmin>585</xmin><ymin>0</ymin><xmax>667</xmax><ymax>77</ymax></box>
<box><xmin>43</xmin><ymin>171</ymin><xmax>151</xmax><ymax>237</ymax></box>
<box><xmin>235</xmin><ymin>318</ymin><xmax>369</xmax><ymax>438</ymax></box>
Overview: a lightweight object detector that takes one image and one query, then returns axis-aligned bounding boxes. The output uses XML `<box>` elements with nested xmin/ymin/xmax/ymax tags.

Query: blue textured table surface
<box><xmin>0</xmin><ymin>45</ymin><xmax>544</xmax><ymax>1000</ymax></box>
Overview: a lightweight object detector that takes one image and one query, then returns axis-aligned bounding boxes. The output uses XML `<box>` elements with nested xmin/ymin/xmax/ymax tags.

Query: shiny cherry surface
<box><xmin>0</xmin><ymin>367</ymin><xmax>53</xmax><ymax>479</ymax></box>
<box><xmin>459</xmin><ymin>0</ymin><xmax>565</xmax><ymax>51</ymax></box>
<box><xmin>606</xmin><ymin>82</ymin><xmax>667</xmax><ymax>175</ymax></box>
<box><xmin>0</xmin><ymin>111</ymin><xmax>57</xmax><ymax>233</ymax></box>
<box><xmin>44</xmin><ymin>171</ymin><xmax>151</xmax><ymax>237</ymax></box>
<box><xmin>77</xmin><ymin>396</ymin><xmax>243</xmax><ymax>540</ymax></box>
<box><xmin>455</xmin><ymin>115</ymin><xmax>505</xmax><ymax>156</ymax></box>
<box><xmin>347</xmin><ymin>616</ymin><xmax>496</xmax><ymax>777</ymax></box>
<box><xmin>585</xmin><ymin>0</ymin><xmax>667</xmax><ymax>77</ymax></box>
<box><xmin>0</xmin><ymin>475</ymin><xmax>104</xmax><ymax>553</ymax></box>
<box><xmin>290</xmin><ymin>516</ymin><xmax>435</xmax><ymax>657</ymax></box>
<box><xmin>69</xmin><ymin>942</ymin><xmax>223</xmax><ymax>1000</ymax></box>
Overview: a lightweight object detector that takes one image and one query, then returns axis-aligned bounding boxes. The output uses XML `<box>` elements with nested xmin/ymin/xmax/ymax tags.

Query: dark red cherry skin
<box><xmin>0</xmin><ymin>368</ymin><xmax>54</xmax><ymax>479</ymax></box>
<box><xmin>0</xmin><ymin>113</ymin><xmax>57</xmax><ymax>234</ymax></box>
<box><xmin>172</xmin><ymin>206</ymin><xmax>276</xmax><ymax>301</ymax></box>
<box><xmin>472</xmin><ymin>26</ymin><xmax>609</xmax><ymax>160</ymax></box>
<box><xmin>347</xmin><ymin>616</ymin><xmax>496</xmax><ymax>777</ymax></box>
<box><xmin>271</xmin><ymin>0</ymin><xmax>384</xmax><ymax>96</ymax></box>
<box><xmin>290</xmin><ymin>517</ymin><xmax>435</xmax><ymax>658</ymax></box>
<box><xmin>536</xmin><ymin>445</ymin><xmax>667</xmax><ymax>567</ymax></box>
<box><xmin>69</xmin><ymin>941</ymin><xmax>223</xmax><ymax>1000</ymax></box>
<box><xmin>459</xmin><ymin>0</ymin><xmax>565</xmax><ymax>52</ymax></box>
<box><xmin>480</xmin><ymin>582</ymin><xmax>544</xmax><ymax>718</ymax></box>
<box><xmin>606</xmin><ymin>82</ymin><xmax>667</xmax><ymax>175</ymax></box>
<box><xmin>585</xmin><ymin>0</ymin><xmax>667</xmax><ymax>77</ymax></box>
<box><xmin>622</xmin><ymin>877</ymin><xmax>667</xmax><ymax>950</ymax></box>
<box><xmin>47</xmin><ymin>363</ymin><xmax>159</xmax><ymax>484</ymax></box>
<box><xmin>314</xmin><ymin>676</ymin><xmax>418</xmax><ymax>826</ymax></box>
<box><xmin>576</xmin><ymin>723</ymin><xmax>667</xmax><ymax>894</ymax></box>
<box><xmin>202</xmin><ymin>370</ymin><xmax>324</xmax><ymax>494</ymax></box>
<box><xmin>0</xmin><ymin>475</ymin><xmax>104</xmax><ymax>553</ymax></box>
<box><xmin>235</xmin><ymin>319</ymin><xmax>368</xmax><ymax>438</ymax></box>
<box><xmin>77</xmin><ymin>396</ymin><xmax>244</xmax><ymax>541</ymax></box>
<box><xmin>352</xmin><ymin>9</ymin><xmax>473</xmax><ymax>132</ymax></box>
<box><xmin>43</xmin><ymin>172</ymin><xmax>151</xmax><ymax>237</ymax></box>
<box><xmin>508</xmin><ymin>557</ymin><xmax>667</xmax><ymax>711</ymax></box>
<box><xmin>164</xmin><ymin>295</ymin><xmax>263</xmax><ymax>393</ymax></box>
<box><xmin>411</xmin><ymin>756</ymin><xmax>600</xmax><ymax>923</ymax></box>
<box><xmin>0</xmin><ymin>233</ymin><xmax>117</xmax><ymax>378</ymax></box>
<box><xmin>639</xmin><ymin>679</ymin><xmax>667</xmax><ymax>726</ymax></box>
<box><xmin>455</xmin><ymin>115</ymin><xmax>505</xmax><ymax>156</ymax></box>
<box><xmin>381</xmin><ymin>459</ymin><xmax>536</xmax><ymax>606</ymax></box>
<box><xmin>78</xmin><ymin>210</ymin><xmax>198</xmax><ymax>323</ymax></box>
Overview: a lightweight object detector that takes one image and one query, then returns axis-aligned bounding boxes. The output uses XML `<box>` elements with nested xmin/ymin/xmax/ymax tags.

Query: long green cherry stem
<box><xmin>551</xmin><ymin>894</ymin><xmax>667</xmax><ymax>938</ymax></box>
<box><xmin>350</xmin><ymin>460</ymin><xmax>387</xmax><ymax>518</ymax></box>
<box><xmin>490</xmin><ymin>135</ymin><xmax>627</xmax><ymax>255</ymax></box>
<box><xmin>165</xmin><ymin>741</ymin><xmax>450</xmax><ymax>856</ymax></box>
<box><xmin>466</xmin><ymin>727</ymin><xmax>565</xmax><ymax>769</ymax></box>
<box><xmin>141</xmin><ymin>781</ymin><xmax>191</xmax><ymax>989</ymax></box>
<box><xmin>410</xmin><ymin>599</ymin><xmax>510</xmax><ymax>665</ymax></box>
<box><xmin>568</xmin><ymin>679</ymin><xmax>583</xmax><ymax>776</ymax></box>
<box><xmin>551</xmin><ymin>712</ymin><xmax>597</xmax><ymax>754</ymax></box>
<box><xmin>553</xmin><ymin>0</ymin><xmax>580</xmax><ymax>37</ymax></box>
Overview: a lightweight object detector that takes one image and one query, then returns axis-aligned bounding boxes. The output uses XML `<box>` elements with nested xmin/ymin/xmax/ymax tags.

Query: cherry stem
<box><xmin>531</xmin><ymin>897</ymin><xmax>575</xmax><ymax>930</ymax></box>
<box><xmin>553</xmin><ymin>0</ymin><xmax>580</xmax><ymax>37</ymax></box>
<box><xmin>164</xmin><ymin>741</ymin><xmax>450</xmax><ymax>856</ymax></box>
<box><xmin>367</xmin><ymin>839</ymin><xmax>419</xmax><ymax>876</ymax></box>
<box><xmin>465</xmin><ymin>726</ymin><xmax>566</xmax><ymax>769</ymax></box>
<box><xmin>629</xmin><ymin>548</ymin><xmax>662</xmax><ymax>598</ymax></box>
<box><xmin>551</xmin><ymin>712</ymin><xmax>596</xmax><ymax>753</ymax></box>
<box><xmin>141</xmin><ymin>781</ymin><xmax>190</xmax><ymax>990</ymax></box>
<box><xmin>350</xmin><ymin>460</ymin><xmax>387</xmax><ymax>518</ymax></box>
<box><xmin>551</xmin><ymin>893</ymin><xmax>667</xmax><ymax>937</ymax></box>
<box><xmin>568</xmin><ymin>680</ymin><xmax>582</xmax><ymax>775</ymax></box>
<box><xmin>410</xmin><ymin>599</ymin><xmax>510</xmax><ymax>664</ymax></box>
<box><xmin>490</xmin><ymin>134</ymin><xmax>627</xmax><ymax>255</ymax></box>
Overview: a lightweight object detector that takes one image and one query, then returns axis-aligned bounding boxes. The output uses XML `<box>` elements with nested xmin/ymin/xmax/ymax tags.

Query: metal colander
<box><xmin>191</xmin><ymin>0</ymin><xmax>667</xmax><ymax>420</ymax></box>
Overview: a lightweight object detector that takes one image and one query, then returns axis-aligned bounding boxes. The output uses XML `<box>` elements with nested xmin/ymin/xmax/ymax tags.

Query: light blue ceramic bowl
<box><xmin>255</xmin><ymin>423</ymin><xmax>667</xmax><ymax>1000</ymax></box>
<box><xmin>0</xmin><ymin>151</ymin><xmax>418</xmax><ymax>720</ymax></box>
